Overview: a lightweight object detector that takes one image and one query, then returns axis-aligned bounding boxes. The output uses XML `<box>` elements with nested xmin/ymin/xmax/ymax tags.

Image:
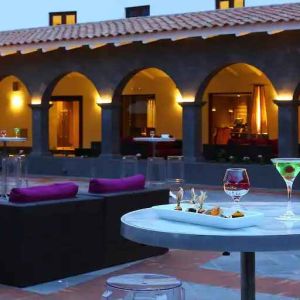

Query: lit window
<box><xmin>219</xmin><ymin>1</ymin><xmax>230</xmax><ymax>9</ymax></box>
<box><xmin>49</xmin><ymin>11</ymin><xmax>77</xmax><ymax>26</ymax></box>
<box><xmin>216</xmin><ymin>0</ymin><xmax>245</xmax><ymax>9</ymax></box>
<box><xmin>234</xmin><ymin>0</ymin><xmax>244</xmax><ymax>8</ymax></box>
<box><xmin>125</xmin><ymin>5</ymin><xmax>150</xmax><ymax>18</ymax></box>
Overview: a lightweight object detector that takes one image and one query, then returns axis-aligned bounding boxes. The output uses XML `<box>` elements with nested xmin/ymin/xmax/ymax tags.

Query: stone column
<box><xmin>180</xmin><ymin>102</ymin><xmax>205</xmax><ymax>162</ymax></box>
<box><xmin>28</xmin><ymin>103</ymin><xmax>52</xmax><ymax>156</ymax></box>
<box><xmin>274</xmin><ymin>100</ymin><xmax>300</xmax><ymax>157</ymax></box>
<box><xmin>98</xmin><ymin>102</ymin><xmax>121</xmax><ymax>159</ymax></box>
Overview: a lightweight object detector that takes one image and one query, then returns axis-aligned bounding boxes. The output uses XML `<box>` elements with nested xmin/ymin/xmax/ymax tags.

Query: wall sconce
<box><xmin>31</xmin><ymin>97</ymin><xmax>42</xmax><ymax>105</ymax></box>
<box><xmin>228</xmin><ymin>109</ymin><xmax>233</xmax><ymax>113</ymax></box>
<box><xmin>212</xmin><ymin>107</ymin><xmax>216</xmax><ymax>112</ymax></box>
<box><xmin>12</xmin><ymin>81</ymin><xmax>20</xmax><ymax>92</ymax></box>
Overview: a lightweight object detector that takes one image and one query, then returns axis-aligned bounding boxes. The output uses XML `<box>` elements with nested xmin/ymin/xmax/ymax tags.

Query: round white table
<box><xmin>133</xmin><ymin>137</ymin><xmax>176</xmax><ymax>157</ymax></box>
<box><xmin>121</xmin><ymin>201</ymin><xmax>300</xmax><ymax>300</ymax></box>
<box><xmin>0</xmin><ymin>137</ymin><xmax>27</xmax><ymax>155</ymax></box>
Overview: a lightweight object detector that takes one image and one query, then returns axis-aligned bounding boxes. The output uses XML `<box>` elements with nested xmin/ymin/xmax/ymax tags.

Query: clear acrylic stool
<box><xmin>121</xmin><ymin>155</ymin><xmax>139</xmax><ymax>177</ymax></box>
<box><xmin>166</xmin><ymin>156</ymin><xmax>184</xmax><ymax>186</ymax></box>
<box><xmin>146</xmin><ymin>157</ymin><xmax>166</xmax><ymax>187</ymax></box>
<box><xmin>102</xmin><ymin>273</ymin><xmax>185</xmax><ymax>300</ymax></box>
<box><xmin>1</xmin><ymin>155</ymin><xmax>28</xmax><ymax>197</ymax></box>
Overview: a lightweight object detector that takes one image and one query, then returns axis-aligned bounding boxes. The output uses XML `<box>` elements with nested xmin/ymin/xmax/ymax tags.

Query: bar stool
<box><xmin>166</xmin><ymin>156</ymin><xmax>184</xmax><ymax>187</ymax></box>
<box><xmin>146</xmin><ymin>157</ymin><xmax>166</xmax><ymax>186</ymax></box>
<box><xmin>102</xmin><ymin>273</ymin><xmax>185</xmax><ymax>300</ymax></box>
<box><xmin>121</xmin><ymin>155</ymin><xmax>139</xmax><ymax>177</ymax></box>
<box><xmin>1</xmin><ymin>154</ymin><xmax>28</xmax><ymax>197</ymax></box>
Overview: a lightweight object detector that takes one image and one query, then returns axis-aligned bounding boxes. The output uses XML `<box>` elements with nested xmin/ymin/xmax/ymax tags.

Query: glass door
<box><xmin>49</xmin><ymin>98</ymin><xmax>82</xmax><ymax>151</ymax></box>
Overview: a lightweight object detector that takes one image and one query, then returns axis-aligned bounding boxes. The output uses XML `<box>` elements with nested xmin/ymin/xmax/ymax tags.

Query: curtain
<box><xmin>250</xmin><ymin>85</ymin><xmax>268</xmax><ymax>134</ymax></box>
<box><xmin>147</xmin><ymin>98</ymin><xmax>156</xmax><ymax>128</ymax></box>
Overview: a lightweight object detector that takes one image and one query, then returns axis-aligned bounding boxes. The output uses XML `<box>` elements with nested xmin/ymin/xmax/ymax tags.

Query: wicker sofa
<box><xmin>0</xmin><ymin>188</ymin><xmax>169</xmax><ymax>287</ymax></box>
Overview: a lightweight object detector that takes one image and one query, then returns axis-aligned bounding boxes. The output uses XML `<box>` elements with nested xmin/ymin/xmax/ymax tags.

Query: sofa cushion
<box><xmin>88</xmin><ymin>175</ymin><xmax>145</xmax><ymax>193</ymax></box>
<box><xmin>9</xmin><ymin>182</ymin><xmax>79</xmax><ymax>203</ymax></box>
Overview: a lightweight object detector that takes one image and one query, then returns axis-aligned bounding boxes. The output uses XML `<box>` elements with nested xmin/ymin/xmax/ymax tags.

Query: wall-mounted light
<box><xmin>228</xmin><ymin>109</ymin><xmax>233</xmax><ymax>113</ymax></box>
<box><xmin>31</xmin><ymin>97</ymin><xmax>42</xmax><ymax>105</ymax></box>
<box><xmin>212</xmin><ymin>107</ymin><xmax>216</xmax><ymax>112</ymax></box>
<box><xmin>96</xmin><ymin>95</ymin><xmax>112</xmax><ymax>104</ymax></box>
<box><xmin>276</xmin><ymin>91</ymin><xmax>293</xmax><ymax>101</ymax></box>
<box><xmin>11</xmin><ymin>94</ymin><xmax>23</xmax><ymax>110</ymax></box>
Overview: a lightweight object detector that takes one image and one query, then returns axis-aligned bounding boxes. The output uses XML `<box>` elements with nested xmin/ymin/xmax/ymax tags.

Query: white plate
<box><xmin>152</xmin><ymin>204</ymin><xmax>264</xmax><ymax>229</ymax></box>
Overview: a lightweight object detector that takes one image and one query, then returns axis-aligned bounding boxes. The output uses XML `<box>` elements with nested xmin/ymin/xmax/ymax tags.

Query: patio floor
<box><xmin>1</xmin><ymin>176</ymin><xmax>300</xmax><ymax>300</ymax></box>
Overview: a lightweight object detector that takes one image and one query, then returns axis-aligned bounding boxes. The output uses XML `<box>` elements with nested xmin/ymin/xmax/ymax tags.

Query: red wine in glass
<box><xmin>223</xmin><ymin>168</ymin><xmax>250</xmax><ymax>210</ymax></box>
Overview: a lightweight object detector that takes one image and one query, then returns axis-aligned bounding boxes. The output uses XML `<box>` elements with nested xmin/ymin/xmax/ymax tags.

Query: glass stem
<box><xmin>286</xmin><ymin>181</ymin><xmax>294</xmax><ymax>215</ymax></box>
<box><xmin>232</xmin><ymin>196</ymin><xmax>241</xmax><ymax>211</ymax></box>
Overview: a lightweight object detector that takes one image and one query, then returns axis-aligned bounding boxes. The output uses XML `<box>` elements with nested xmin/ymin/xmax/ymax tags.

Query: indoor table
<box><xmin>133</xmin><ymin>137</ymin><xmax>175</xmax><ymax>157</ymax></box>
<box><xmin>121</xmin><ymin>201</ymin><xmax>300</xmax><ymax>300</ymax></box>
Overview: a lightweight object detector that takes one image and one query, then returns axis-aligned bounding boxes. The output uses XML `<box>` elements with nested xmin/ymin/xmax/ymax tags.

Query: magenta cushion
<box><xmin>9</xmin><ymin>182</ymin><xmax>79</xmax><ymax>203</ymax></box>
<box><xmin>89</xmin><ymin>174</ymin><xmax>145</xmax><ymax>193</ymax></box>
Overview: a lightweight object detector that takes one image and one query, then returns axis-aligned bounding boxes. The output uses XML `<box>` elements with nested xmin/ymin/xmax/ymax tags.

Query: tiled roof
<box><xmin>0</xmin><ymin>2</ymin><xmax>300</xmax><ymax>48</ymax></box>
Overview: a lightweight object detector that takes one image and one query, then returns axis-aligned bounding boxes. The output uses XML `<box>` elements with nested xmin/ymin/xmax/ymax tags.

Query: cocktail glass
<box><xmin>271</xmin><ymin>158</ymin><xmax>300</xmax><ymax>220</ymax></box>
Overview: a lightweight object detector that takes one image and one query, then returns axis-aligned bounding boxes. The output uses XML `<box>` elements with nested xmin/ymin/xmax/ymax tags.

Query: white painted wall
<box><xmin>0</xmin><ymin>0</ymin><xmax>299</xmax><ymax>31</ymax></box>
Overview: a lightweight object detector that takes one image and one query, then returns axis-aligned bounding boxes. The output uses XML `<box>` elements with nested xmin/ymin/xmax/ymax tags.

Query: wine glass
<box><xmin>0</xmin><ymin>130</ymin><xmax>7</xmax><ymax>137</ymax></box>
<box><xmin>271</xmin><ymin>158</ymin><xmax>300</xmax><ymax>220</ymax></box>
<box><xmin>223</xmin><ymin>168</ymin><xmax>250</xmax><ymax>211</ymax></box>
<box><xmin>149</xmin><ymin>130</ymin><xmax>155</xmax><ymax>138</ymax></box>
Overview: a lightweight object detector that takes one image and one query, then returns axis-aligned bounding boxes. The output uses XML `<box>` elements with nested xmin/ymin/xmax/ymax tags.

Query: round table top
<box><xmin>133</xmin><ymin>137</ymin><xmax>176</xmax><ymax>142</ymax></box>
<box><xmin>121</xmin><ymin>202</ymin><xmax>300</xmax><ymax>252</ymax></box>
<box><xmin>0</xmin><ymin>137</ymin><xmax>27</xmax><ymax>142</ymax></box>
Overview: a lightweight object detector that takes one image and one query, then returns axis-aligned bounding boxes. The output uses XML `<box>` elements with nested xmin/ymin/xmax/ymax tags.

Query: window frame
<box><xmin>125</xmin><ymin>5</ymin><xmax>150</xmax><ymax>18</ymax></box>
<box><xmin>49</xmin><ymin>11</ymin><xmax>77</xmax><ymax>26</ymax></box>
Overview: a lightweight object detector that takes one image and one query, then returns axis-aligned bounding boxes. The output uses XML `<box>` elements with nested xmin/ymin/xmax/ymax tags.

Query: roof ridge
<box><xmin>1</xmin><ymin>2</ymin><xmax>300</xmax><ymax>49</ymax></box>
<box><xmin>1</xmin><ymin>2</ymin><xmax>300</xmax><ymax>34</ymax></box>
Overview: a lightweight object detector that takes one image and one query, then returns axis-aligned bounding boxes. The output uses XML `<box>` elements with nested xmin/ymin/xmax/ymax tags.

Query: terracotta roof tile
<box><xmin>0</xmin><ymin>2</ymin><xmax>300</xmax><ymax>48</ymax></box>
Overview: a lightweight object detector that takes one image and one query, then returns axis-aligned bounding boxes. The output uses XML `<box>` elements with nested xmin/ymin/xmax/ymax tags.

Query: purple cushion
<box><xmin>89</xmin><ymin>175</ymin><xmax>145</xmax><ymax>193</ymax></box>
<box><xmin>9</xmin><ymin>182</ymin><xmax>79</xmax><ymax>203</ymax></box>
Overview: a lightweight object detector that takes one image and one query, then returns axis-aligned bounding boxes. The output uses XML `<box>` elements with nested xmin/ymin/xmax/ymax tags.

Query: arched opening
<box><xmin>117</xmin><ymin>67</ymin><xmax>182</xmax><ymax>157</ymax></box>
<box><xmin>114</xmin><ymin>68</ymin><xmax>182</xmax><ymax>156</ymax></box>
<box><xmin>0</xmin><ymin>75</ymin><xmax>32</xmax><ymax>151</ymax></box>
<box><xmin>47</xmin><ymin>72</ymin><xmax>101</xmax><ymax>154</ymax></box>
<box><xmin>200</xmin><ymin>63</ymin><xmax>278</xmax><ymax>161</ymax></box>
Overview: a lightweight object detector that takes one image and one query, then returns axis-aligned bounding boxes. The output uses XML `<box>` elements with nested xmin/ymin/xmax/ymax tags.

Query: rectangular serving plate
<box><xmin>152</xmin><ymin>204</ymin><xmax>264</xmax><ymax>229</ymax></box>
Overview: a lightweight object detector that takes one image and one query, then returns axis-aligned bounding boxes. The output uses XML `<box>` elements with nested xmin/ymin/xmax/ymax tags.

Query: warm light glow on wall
<box><xmin>176</xmin><ymin>90</ymin><xmax>194</xmax><ymax>103</ymax></box>
<box><xmin>10</xmin><ymin>92</ymin><xmax>24</xmax><ymax>112</ymax></box>
<box><xmin>276</xmin><ymin>91</ymin><xmax>293</xmax><ymax>101</ymax></box>
<box><xmin>31</xmin><ymin>97</ymin><xmax>42</xmax><ymax>105</ymax></box>
<box><xmin>180</xmin><ymin>97</ymin><xmax>195</xmax><ymax>103</ymax></box>
<box><xmin>95</xmin><ymin>93</ymin><xmax>102</xmax><ymax>105</ymax></box>
<box><xmin>97</xmin><ymin>95</ymin><xmax>112</xmax><ymax>104</ymax></box>
<box><xmin>174</xmin><ymin>88</ymin><xmax>183</xmax><ymax>103</ymax></box>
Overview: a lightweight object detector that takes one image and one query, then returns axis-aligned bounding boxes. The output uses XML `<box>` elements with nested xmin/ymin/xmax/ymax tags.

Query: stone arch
<box><xmin>112</xmin><ymin>67</ymin><xmax>183</xmax><ymax>141</ymax></box>
<box><xmin>195</xmin><ymin>62</ymin><xmax>277</xmax><ymax>103</ymax></box>
<box><xmin>293</xmin><ymin>82</ymin><xmax>300</xmax><ymax>101</ymax></box>
<box><xmin>196</xmin><ymin>63</ymin><xmax>278</xmax><ymax>145</ymax></box>
<box><xmin>41</xmin><ymin>71</ymin><xmax>102</xmax><ymax>152</ymax></box>
<box><xmin>41</xmin><ymin>71</ymin><xmax>100</xmax><ymax>104</ymax></box>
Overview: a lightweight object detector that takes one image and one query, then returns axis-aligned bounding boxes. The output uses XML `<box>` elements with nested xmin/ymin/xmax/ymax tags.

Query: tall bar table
<box><xmin>121</xmin><ymin>201</ymin><xmax>300</xmax><ymax>300</ymax></box>
<box><xmin>0</xmin><ymin>137</ymin><xmax>27</xmax><ymax>156</ymax></box>
<box><xmin>133</xmin><ymin>137</ymin><xmax>175</xmax><ymax>157</ymax></box>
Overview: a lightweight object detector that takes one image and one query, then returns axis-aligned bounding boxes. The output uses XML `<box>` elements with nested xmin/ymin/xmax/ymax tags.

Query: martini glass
<box><xmin>271</xmin><ymin>158</ymin><xmax>300</xmax><ymax>220</ymax></box>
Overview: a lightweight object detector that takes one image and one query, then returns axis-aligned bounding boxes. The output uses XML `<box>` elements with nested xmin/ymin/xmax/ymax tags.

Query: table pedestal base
<box><xmin>241</xmin><ymin>252</ymin><xmax>255</xmax><ymax>300</ymax></box>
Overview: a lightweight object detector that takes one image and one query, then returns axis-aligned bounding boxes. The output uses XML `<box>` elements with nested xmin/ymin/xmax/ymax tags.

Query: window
<box><xmin>125</xmin><ymin>5</ymin><xmax>150</xmax><ymax>18</ymax></box>
<box><xmin>216</xmin><ymin>0</ymin><xmax>245</xmax><ymax>9</ymax></box>
<box><xmin>49</xmin><ymin>11</ymin><xmax>77</xmax><ymax>26</ymax></box>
